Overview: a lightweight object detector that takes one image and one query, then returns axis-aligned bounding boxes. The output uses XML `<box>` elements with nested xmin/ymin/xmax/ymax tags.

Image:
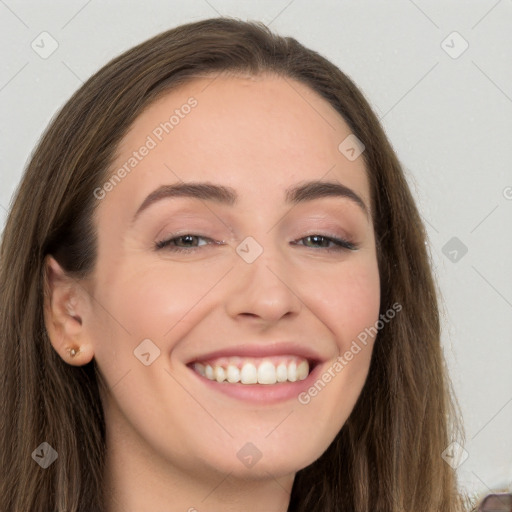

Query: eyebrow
<box><xmin>131</xmin><ymin>179</ymin><xmax>369</xmax><ymax>223</ymax></box>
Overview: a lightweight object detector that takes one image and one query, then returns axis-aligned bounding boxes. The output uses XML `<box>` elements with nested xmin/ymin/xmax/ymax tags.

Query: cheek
<box><xmin>96</xmin><ymin>262</ymin><xmax>228</xmax><ymax>344</ymax></box>
<box><xmin>93</xmin><ymin>251</ymin><xmax>380</xmax><ymax>353</ymax></box>
<box><xmin>302</xmin><ymin>259</ymin><xmax>381</xmax><ymax>350</ymax></box>
<box><xmin>294</xmin><ymin>262</ymin><xmax>380</xmax><ymax>429</ymax></box>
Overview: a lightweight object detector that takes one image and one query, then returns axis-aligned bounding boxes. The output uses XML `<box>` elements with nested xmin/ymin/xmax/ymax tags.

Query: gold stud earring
<box><xmin>69</xmin><ymin>347</ymin><xmax>79</xmax><ymax>357</ymax></box>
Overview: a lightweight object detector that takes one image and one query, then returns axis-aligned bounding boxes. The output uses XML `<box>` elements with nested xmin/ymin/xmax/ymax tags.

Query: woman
<box><xmin>0</xmin><ymin>17</ymin><xmax>472</xmax><ymax>511</ymax></box>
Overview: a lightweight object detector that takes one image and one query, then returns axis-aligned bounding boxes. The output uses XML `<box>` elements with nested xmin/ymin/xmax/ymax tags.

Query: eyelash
<box><xmin>154</xmin><ymin>233</ymin><xmax>358</xmax><ymax>253</ymax></box>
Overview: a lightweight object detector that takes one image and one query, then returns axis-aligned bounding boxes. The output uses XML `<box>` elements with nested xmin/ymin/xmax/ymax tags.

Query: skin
<box><xmin>44</xmin><ymin>74</ymin><xmax>381</xmax><ymax>512</ymax></box>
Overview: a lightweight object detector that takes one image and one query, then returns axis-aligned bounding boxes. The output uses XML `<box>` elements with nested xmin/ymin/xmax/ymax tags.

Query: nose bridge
<box><xmin>225</xmin><ymin>231</ymin><xmax>303</xmax><ymax>322</ymax></box>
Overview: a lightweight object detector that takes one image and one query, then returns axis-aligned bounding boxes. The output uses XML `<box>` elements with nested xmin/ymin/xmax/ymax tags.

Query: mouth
<box><xmin>185</xmin><ymin>348</ymin><xmax>324</xmax><ymax>404</ymax></box>
<box><xmin>189</xmin><ymin>355</ymin><xmax>315</xmax><ymax>384</ymax></box>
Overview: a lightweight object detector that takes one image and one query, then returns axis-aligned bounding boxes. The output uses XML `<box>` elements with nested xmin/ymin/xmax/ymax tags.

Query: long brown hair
<box><xmin>0</xmin><ymin>17</ymin><xmax>471</xmax><ymax>511</ymax></box>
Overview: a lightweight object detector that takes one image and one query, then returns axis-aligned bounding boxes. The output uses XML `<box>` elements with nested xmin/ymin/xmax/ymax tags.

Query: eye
<box><xmin>292</xmin><ymin>234</ymin><xmax>358</xmax><ymax>252</ymax></box>
<box><xmin>154</xmin><ymin>233</ymin><xmax>358</xmax><ymax>254</ymax></box>
<box><xmin>155</xmin><ymin>234</ymin><xmax>216</xmax><ymax>253</ymax></box>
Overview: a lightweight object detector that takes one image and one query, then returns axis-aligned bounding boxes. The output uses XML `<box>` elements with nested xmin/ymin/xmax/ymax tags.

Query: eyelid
<box><xmin>154</xmin><ymin>232</ymin><xmax>359</xmax><ymax>253</ymax></box>
<box><xmin>292</xmin><ymin>233</ymin><xmax>358</xmax><ymax>251</ymax></box>
<box><xmin>154</xmin><ymin>233</ymin><xmax>220</xmax><ymax>251</ymax></box>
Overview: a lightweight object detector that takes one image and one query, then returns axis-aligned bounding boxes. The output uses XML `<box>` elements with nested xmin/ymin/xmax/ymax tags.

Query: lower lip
<box><xmin>187</xmin><ymin>363</ymin><xmax>323</xmax><ymax>404</ymax></box>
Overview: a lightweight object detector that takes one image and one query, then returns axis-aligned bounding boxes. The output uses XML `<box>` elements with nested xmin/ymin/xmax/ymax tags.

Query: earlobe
<box><xmin>43</xmin><ymin>255</ymin><xmax>94</xmax><ymax>365</ymax></box>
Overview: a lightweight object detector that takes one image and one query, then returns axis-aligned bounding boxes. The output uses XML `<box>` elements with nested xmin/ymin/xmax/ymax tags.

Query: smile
<box><xmin>192</xmin><ymin>355</ymin><xmax>310</xmax><ymax>384</ymax></box>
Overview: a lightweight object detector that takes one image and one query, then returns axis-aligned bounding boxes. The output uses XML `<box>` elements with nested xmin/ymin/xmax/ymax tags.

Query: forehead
<box><xmin>98</xmin><ymin>74</ymin><xmax>370</xmax><ymax>222</ymax></box>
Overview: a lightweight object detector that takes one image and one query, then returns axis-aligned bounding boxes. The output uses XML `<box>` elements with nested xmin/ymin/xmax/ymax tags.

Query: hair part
<box><xmin>0</xmin><ymin>17</ymin><xmax>470</xmax><ymax>511</ymax></box>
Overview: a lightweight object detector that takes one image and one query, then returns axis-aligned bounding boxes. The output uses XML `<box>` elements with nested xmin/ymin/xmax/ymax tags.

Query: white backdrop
<box><xmin>1</xmin><ymin>0</ymin><xmax>511</xmax><ymax>502</ymax></box>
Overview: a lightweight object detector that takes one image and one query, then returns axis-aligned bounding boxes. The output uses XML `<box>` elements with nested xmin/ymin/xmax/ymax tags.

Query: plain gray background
<box><xmin>1</xmin><ymin>0</ymin><xmax>511</xmax><ymax>502</ymax></box>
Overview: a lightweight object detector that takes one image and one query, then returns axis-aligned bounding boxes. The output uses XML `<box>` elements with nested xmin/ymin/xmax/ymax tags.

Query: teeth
<box><xmin>257</xmin><ymin>361</ymin><xmax>276</xmax><ymax>384</ymax></box>
<box><xmin>288</xmin><ymin>361</ymin><xmax>297</xmax><ymax>382</ymax></box>
<box><xmin>226</xmin><ymin>364</ymin><xmax>240</xmax><ymax>383</ymax></box>
<box><xmin>240</xmin><ymin>363</ymin><xmax>257</xmax><ymax>384</ymax></box>
<box><xmin>214</xmin><ymin>366</ymin><xmax>226</xmax><ymax>383</ymax></box>
<box><xmin>276</xmin><ymin>363</ymin><xmax>288</xmax><ymax>382</ymax></box>
<box><xmin>193</xmin><ymin>357</ymin><xmax>310</xmax><ymax>385</ymax></box>
<box><xmin>297</xmin><ymin>360</ymin><xmax>309</xmax><ymax>380</ymax></box>
<box><xmin>205</xmin><ymin>364</ymin><xmax>214</xmax><ymax>380</ymax></box>
<box><xmin>194</xmin><ymin>363</ymin><xmax>206</xmax><ymax>377</ymax></box>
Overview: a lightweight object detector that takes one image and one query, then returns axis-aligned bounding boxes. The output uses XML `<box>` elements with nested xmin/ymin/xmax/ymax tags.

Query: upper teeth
<box><xmin>192</xmin><ymin>356</ymin><xmax>310</xmax><ymax>384</ymax></box>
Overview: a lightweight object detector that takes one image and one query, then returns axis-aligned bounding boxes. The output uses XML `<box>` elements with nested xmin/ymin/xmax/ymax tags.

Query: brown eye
<box><xmin>292</xmin><ymin>234</ymin><xmax>357</xmax><ymax>252</ymax></box>
<box><xmin>155</xmin><ymin>234</ymin><xmax>213</xmax><ymax>252</ymax></box>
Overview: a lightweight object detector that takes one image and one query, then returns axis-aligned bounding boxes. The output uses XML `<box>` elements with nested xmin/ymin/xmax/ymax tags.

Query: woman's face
<box><xmin>83</xmin><ymin>74</ymin><xmax>380</xmax><ymax>481</ymax></box>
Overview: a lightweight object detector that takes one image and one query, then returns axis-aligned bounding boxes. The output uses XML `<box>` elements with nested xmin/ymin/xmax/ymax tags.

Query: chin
<box><xmin>196</xmin><ymin>437</ymin><xmax>327</xmax><ymax>480</ymax></box>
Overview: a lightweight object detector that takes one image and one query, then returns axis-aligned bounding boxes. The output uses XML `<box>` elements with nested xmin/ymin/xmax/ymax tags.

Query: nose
<box><xmin>224</xmin><ymin>243</ymin><xmax>303</xmax><ymax>326</ymax></box>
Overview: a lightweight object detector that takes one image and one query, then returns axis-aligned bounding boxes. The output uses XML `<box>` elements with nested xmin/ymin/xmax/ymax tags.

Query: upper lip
<box><xmin>187</xmin><ymin>341</ymin><xmax>327</xmax><ymax>366</ymax></box>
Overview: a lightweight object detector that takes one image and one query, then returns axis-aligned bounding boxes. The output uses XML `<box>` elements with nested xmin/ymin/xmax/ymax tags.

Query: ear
<box><xmin>43</xmin><ymin>255</ymin><xmax>95</xmax><ymax>366</ymax></box>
